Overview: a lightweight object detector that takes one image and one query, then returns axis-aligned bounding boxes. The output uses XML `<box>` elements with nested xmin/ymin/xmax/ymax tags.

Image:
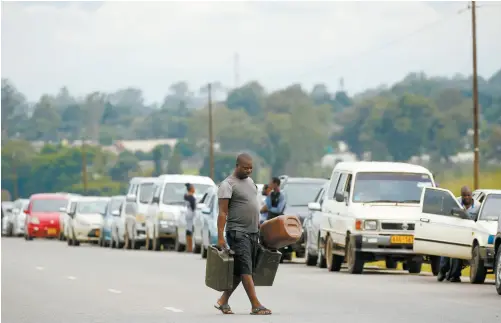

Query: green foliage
<box><xmin>199</xmin><ymin>153</ymin><xmax>236</xmax><ymax>183</ymax></box>
<box><xmin>1</xmin><ymin>69</ymin><xmax>500</xmax><ymax>195</ymax></box>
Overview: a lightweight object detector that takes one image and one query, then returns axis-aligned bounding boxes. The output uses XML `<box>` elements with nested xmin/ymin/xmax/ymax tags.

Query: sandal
<box><xmin>250</xmin><ymin>306</ymin><xmax>272</xmax><ymax>315</ymax></box>
<box><xmin>214</xmin><ymin>303</ymin><xmax>234</xmax><ymax>314</ymax></box>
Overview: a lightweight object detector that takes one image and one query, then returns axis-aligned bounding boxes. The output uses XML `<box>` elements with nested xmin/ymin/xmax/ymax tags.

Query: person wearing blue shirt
<box><xmin>437</xmin><ymin>186</ymin><xmax>480</xmax><ymax>283</ymax></box>
<box><xmin>260</xmin><ymin>177</ymin><xmax>286</xmax><ymax>221</ymax></box>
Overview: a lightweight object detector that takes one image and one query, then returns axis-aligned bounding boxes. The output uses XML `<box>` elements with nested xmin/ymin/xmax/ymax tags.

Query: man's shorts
<box><xmin>226</xmin><ymin>230</ymin><xmax>259</xmax><ymax>276</ymax></box>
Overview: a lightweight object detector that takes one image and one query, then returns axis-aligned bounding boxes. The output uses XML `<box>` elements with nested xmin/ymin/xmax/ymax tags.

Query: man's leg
<box><xmin>218</xmin><ymin>276</ymin><xmax>241</xmax><ymax>306</ymax></box>
<box><xmin>449</xmin><ymin>258</ymin><xmax>462</xmax><ymax>282</ymax></box>
<box><xmin>437</xmin><ymin>256</ymin><xmax>450</xmax><ymax>281</ymax></box>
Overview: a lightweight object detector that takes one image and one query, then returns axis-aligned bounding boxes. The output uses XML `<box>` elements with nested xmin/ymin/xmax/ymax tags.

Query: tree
<box><xmin>166</xmin><ymin>150</ymin><xmax>183</xmax><ymax>174</ymax></box>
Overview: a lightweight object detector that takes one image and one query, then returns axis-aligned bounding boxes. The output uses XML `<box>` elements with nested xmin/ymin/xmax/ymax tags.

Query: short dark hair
<box><xmin>263</xmin><ymin>184</ymin><xmax>269</xmax><ymax>190</ymax></box>
<box><xmin>272</xmin><ymin>177</ymin><xmax>281</xmax><ymax>186</ymax></box>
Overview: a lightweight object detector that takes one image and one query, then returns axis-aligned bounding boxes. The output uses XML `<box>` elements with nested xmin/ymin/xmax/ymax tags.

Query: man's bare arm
<box><xmin>217</xmin><ymin>198</ymin><xmax>229</xmax><ymax>244</ymax></box>
<box><xmin>260</xmin><ymin>204</ymin><xmax>268</xmax><ymax>213</ymax></box>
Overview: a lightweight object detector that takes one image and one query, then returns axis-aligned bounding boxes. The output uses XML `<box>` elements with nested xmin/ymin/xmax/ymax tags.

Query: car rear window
<box><xmin>31</xmin><ymin>199</ymin><xmax>68</xmax><ymax>212</ymax></box>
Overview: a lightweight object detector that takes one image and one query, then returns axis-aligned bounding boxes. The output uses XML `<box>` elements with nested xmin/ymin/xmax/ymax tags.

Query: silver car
<box><xmin>303</xmin><ymin>182</ymin><xmax>329</xmax><ymax>267</ymax></box>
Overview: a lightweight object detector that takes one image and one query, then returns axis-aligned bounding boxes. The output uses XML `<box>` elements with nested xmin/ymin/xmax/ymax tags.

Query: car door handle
<box><xmin>420</xmin><ymin>218</ymin><xmax>430</xmax><ymax>223</ymax></box>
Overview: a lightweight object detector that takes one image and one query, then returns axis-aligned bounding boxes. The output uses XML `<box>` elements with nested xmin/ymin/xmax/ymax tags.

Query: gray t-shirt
<box><xmin>218</xmin><ymin>175</ymin><xmax>260</xmax><ymax>233</ymax></box>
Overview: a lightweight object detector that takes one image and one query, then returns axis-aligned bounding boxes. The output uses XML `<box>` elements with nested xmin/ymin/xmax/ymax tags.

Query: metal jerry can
<box><xmin>253</xmin><ymin>245</ymin><xmax>282</xmax><ymax>287</ymax></box>
<box><xmin>205</xmin><ymin>245</ymin><xmax>235</xmax><ymax>291</ymax></box>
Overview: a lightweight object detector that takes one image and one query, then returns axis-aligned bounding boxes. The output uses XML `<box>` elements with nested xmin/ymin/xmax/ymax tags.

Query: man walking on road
<box><xmin>437</xmin><ymin>186</ymin><xmax>479</xmax><ymax>283</ymax></box>
<box><xmin>215</xmin><ymin>153</ymin><xmax>272</xmax><ymax>315</ymax></box>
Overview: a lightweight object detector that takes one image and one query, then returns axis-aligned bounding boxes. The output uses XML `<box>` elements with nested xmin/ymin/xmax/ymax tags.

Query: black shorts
<box><xmin>226</xmin><ymin>230</ymin><xmax>259</xmax><ymax>276</ymax></box>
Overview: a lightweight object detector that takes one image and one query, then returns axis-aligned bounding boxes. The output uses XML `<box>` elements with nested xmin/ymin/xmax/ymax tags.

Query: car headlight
<box><xmin>363</xmin><ymin>220</ymin><xmax>378</xmax><ymax>230</ymax></box>
<box><xmin>30</xmin><ymin>217</ymin><xmax>40</xmax><ymax>224</ymax></box>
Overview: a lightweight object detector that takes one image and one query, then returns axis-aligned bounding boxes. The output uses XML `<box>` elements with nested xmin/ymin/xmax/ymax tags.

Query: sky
<box><xmin>2</xmin><ymin>1</ymin><xmax>501</xmax><ymax>104</ymax></box>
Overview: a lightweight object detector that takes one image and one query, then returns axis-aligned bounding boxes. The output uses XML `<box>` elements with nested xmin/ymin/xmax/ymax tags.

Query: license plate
<box><xmin>47</xmin><ymin>228</ymin><xmax>57</xmax><ymax>235</ymax></box>
<box><xmin>95</xmin><ymin>229</ymin><xmax>100</xmax><ymax>237</ymax></box>
<box><xmin>390</xmin><ymin>235</ymin><xmax>414</xmax><ymax>244</ymax></box>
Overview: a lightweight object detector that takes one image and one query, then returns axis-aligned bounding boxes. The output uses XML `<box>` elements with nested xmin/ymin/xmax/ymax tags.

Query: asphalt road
<box><xmin>2</xmin><ymin>237</ymin><xmax>500</xmax><ymax>323</ymax></box>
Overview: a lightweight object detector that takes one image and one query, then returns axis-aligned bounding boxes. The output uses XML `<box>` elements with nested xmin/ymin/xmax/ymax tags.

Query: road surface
<box><xmin>2</xmin><ymin>238</ymin><xmax>500</xmax><ymax>323</ymax></box>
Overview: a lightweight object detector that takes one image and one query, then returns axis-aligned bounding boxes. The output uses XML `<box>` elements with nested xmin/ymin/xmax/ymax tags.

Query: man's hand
<box><xmin>217</xmin><ymin>235</ymin><xmax>227</xmax><ymax>250</ymax></box>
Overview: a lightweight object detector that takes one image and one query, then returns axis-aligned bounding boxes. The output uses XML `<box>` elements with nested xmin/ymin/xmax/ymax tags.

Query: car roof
<box><xmin>333</xmin><ymin>161</ymin><xmax>432</xmax><ymax>174</ymax></box>
<box><xmin>30</xmin><ymin>193</ymin><xmax>72</xmax><ymax>200</ymax></box>
<box><xmin>473</xmin><ymin>189</ymin><xmax>501</xmax><ymax>195</ymax></box>
<box><xmin>283</xmin><ymin>177</ymin><xmax>328</xmax><ymax>184</ymax></box>
<box><xmin>129</xmin><ymin>177</ymin><xmax>160</xmax><ymax>184</ymax></box>
<box><xmin>157</xmin><ymin>174</ymin><xmax>216</xmax><ymax>186</ymax></box>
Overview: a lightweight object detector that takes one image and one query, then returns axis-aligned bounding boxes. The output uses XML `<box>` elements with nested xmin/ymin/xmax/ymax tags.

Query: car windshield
<box><xmin>77</xmin><ymin>200</ymin><xmax>108</xmax><ymax>214</ymax></box>
<box><xmin>352</xmin><ymin>172</ymin><xmax>433</xmax><ymax>204</ymax></box>
<box><xmin>139</xmin><ymin>183</ymin><xmax>156</xmax><ymax>204</ymax></box>
<box><xmin>31</xmin><ymin>199</ymin><xmax>68</xmax><ymax>212</ymax></box>
<box><xmin>284</xmin><ymin>182</ymin><xmax>325</xmax><ymax>207</ymax></box>
<box><xmin>478</xmin><ymin>194</ymin><xmax>501</xmax><ymax>221</ymax></box>
<box><xmin>162</xmin><ymin>183</ymin><xmax>212</xmax><ymax>205</ymax></box>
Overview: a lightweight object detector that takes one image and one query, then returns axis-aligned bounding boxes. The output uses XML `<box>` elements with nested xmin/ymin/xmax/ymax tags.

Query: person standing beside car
<box><xmin>260</xmin><ymin>177</ymin><xmax>285</xmax><ymax>221</ymax></box>
<box><xmin>184</xmin><ymin>183</ymin><xmax>196</xmax><ymax>253</ymax></box>
<box><xmin>437</xmin><ymin>186</ymin><xmax>479</xmax><ymax>282</ymax></box>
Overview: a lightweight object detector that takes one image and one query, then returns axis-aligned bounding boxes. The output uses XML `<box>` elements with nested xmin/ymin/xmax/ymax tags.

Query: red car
<box><xmin>25</xmin><ymin>193</ymin><xmax>69</xmax><ymax>240</ymax></box>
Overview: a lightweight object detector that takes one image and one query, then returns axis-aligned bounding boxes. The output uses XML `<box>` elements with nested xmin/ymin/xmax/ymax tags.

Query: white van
<box><xmin>319</xmin><ymin>161</ymin><xmax>438</xmax><ymax>274</ymax></box>
<box><xmin>145</xmin><ymin>174</ymin><xmax>215</xmax><ymax>252</ymax></box>
<box><xmin>124</xmin><ymin>177</ymin><xmax>160</xmax><ymax>249</ymax></box>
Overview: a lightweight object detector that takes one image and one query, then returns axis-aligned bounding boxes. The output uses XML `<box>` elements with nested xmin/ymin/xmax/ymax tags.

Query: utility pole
<box><xmin>208</xmin><ymin>83</ymin><xmax>215</xmax><ymax>181</ymax></box>
<box><xmin>12</xmin><ymin>152</ymin><xmax>18</xmax><ymax>200</ymax></box>
<box><xmin>81</xmin><ymin>140</ymin><xmax>88</xmax><ymax>194</ymax></box>
<box><xmin>471</xmin><ymin>0</ymin><xmax>480</xmax><ymax>190</ymax></box>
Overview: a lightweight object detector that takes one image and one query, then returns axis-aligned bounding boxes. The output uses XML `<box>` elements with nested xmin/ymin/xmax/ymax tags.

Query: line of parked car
<box><xmin>2</xmin><ymin>162</ymin><xmax>500</xmax><ymax>297</ymax></box>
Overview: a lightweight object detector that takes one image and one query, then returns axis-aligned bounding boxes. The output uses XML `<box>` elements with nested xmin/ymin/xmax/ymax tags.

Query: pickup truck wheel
<box><xmin>407</xmin><ymin>259</ymin><xmax>422</xmax><ymax>274</ymax></box>
<box><xmin>326</xmin><ymin>238</ymin><xmax>343</xmax><ymax>272</ymax></box>
<box><xmin>346</xmin><ymin>238</ymin><xmax>364</xmax><ymax>274</ymax></box>
<box><xmin>316</xmin><ymin>234</ymin><xmax>326</xmax><ymax>268</ymax></box>
<box><xmin>385</xmin><ymin>258</ymin><xmax>397</xmax><ymax>269</ymax></box>
<box><xmin>495</xmin><ymin>247</ymin><xmax>501</xmax><ymax>295</ymax></box>
<box><xmin>470</xmin><ymin>244</ymin><xmax>487</xmax><ymax>284</ymax></box>
<box><xmin>430</xmin><ymin>256</ymin><xmax>440</xmax><ymax>276</ymax></box>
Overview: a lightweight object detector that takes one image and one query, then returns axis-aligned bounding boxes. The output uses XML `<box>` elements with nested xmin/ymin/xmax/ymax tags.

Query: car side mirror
<box><xmin>111</xmin><ymin>210</ymin><xmax>120</xmax><ymax>217</ymax></box>
<box><xmin>308</xmin><ymin>202</ymin><xmax>321</xmax><ymax>211</ymax></box>
<box><xmin>151</xmin><ymin>196</ymin><xmax>160</xmax><ymax>204</ymax></box>
<box><xmin>335</xmin><ymin>193</ymin><xmax>344</xmax><ymax>203</ymax></box>
<box><xmin>6</xmin><ymin>208</ymin><xmax>13</xmax><ymax>213</ymax></box>
<box><xmin>202</xmin><ymin>207</ymin><xmax>211</xmax><ymax>215</ymax></box>
<box><xmin>126</xmin><ymin>194</ymin><xmax>137</xmax><ymax>202</ymax></box>
<box><xmin>24</xmin><ymin>209</ymin><xmax>30</xmax><ymax>215</ymax></box>
<box><xmin>451</xmin><ymin>207</ymin><xmax>469</xmax><ymax>219</ymax></box>
<box><xmin>59</xmin><ymin>207</ymin><xmax>66</xmax><ymax>212</ymax></box>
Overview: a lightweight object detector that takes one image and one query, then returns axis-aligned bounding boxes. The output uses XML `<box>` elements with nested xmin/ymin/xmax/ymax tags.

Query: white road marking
<box><xmin>164</xmin><ymin>307</ymin><xmax>183</xmax><ymax>313</ymax></box>
<box><xmin>107</xmin><ymin>288</ymin><xmax>122</xmax><ymax>294</ymax></box>
<box><xmin>35</xmin><ymin>266</ymin><xmax>44</xmax><ymax>270</ymax></box>
<box><xmin>67</xmin><ymin>276</ymin><xmax>76</xmax><ymax>280</ymax></box>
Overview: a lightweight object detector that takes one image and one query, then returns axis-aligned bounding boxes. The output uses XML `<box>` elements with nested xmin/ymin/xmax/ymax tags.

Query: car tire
<box><xmin>385</xmin><ymin>257</ymin><xmax>398</xmax><ymax>269</ymax></box>
<box><xmin>316</xmin><ymin>234</ymin><xmax>326</xmax><ymax>268</ymax></box>
<box><xmin>407</xmin><ymin>258</ymin><xmax>422</xmax><ymax>274</ymax></box>
<box><xmin>174</xmin><ymin>231</ymin><xmax>185</xmax><ymax>252</ymax></box>
<box><xmin>346</xmin><ymin>237</ymin><xmax>364</xmax><ymax>274</ymax></box>
<box><xmin>430</xmin><ymin>256</ymin><xmax>440</xmax><ymax>276</ymax></box>
<box><xmin>305</xmin><ymin>246</ymin><xmax>318</xmax><ymax>266</ymax></box>
<box><xmin>325</xmin><ymin>237</ymin><xmax>343</xmax><ymax>272</ymax></box>
<box><xmin>495</xmin><ymin>247</ymin><xmax>501</xmax><ymax>295</ymax></box>
<box><xmin>470</xmin><ymin>244</ymin><xmax>487</xmax><ymax>284</ymax></box>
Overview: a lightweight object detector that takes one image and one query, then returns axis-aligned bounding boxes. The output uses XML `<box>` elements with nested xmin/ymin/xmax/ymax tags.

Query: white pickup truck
<box><xmin>319</xmin><ymin>161</ymin><xmax>440</xmax><ymax>274</ymax></box>
<box><xmin>414</xmin><ymin>188</ymin><xmax>500</xmax><ymax>284</ymax></box>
